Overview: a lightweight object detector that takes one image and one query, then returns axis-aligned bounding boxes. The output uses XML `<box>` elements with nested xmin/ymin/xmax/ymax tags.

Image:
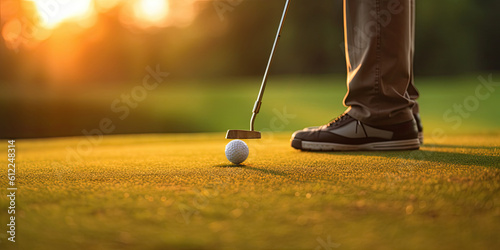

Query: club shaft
<box><xmin>251</xmin><ymin>0</ymin><xmax>291</xmax><ymax>131</ymax></box>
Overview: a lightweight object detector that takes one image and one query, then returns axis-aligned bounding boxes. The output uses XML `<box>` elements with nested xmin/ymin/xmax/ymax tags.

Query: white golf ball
<box><xmin>225</xmin><ymin>140</ymin><xmax>249</xmax><ymax>164</ymax></box>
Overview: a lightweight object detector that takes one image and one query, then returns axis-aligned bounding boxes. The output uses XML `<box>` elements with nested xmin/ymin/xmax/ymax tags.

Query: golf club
<box><xmin>226</xmin><ymin>0</ymin><xmax>291</xmax><ymax>140</ymax></box>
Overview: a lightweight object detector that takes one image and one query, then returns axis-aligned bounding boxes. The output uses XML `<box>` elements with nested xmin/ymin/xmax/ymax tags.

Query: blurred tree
<box><xmin>475</xmin><ymin>0</ymin><xmax>500</xmax><ymax>71</ymax></box>
<box><xmin>1</xmin><ymin>0</ymin><xmax>499</xmax><ymax>86</ymax></box>
<box><xmin>414</xmin><ymin>0</ymin><xmax>482</xmax><ymax>75</ymax></box>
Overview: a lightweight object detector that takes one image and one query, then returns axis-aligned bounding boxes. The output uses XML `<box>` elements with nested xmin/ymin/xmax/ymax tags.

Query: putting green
<box><xmin>0</xmin><ymin>132</ymin><xmax>499</xmax><ymax>249</ymax></box>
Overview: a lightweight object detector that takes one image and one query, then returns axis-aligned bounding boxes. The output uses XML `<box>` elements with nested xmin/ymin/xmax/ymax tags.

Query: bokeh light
<box><xmin>1</xmin><ymin>0</ymin><xmax>199</xmax><ymax>51</ymax></box>
<box><xmin>29</xmin><ymin>0</ymin><xmax>96</xmax><ymax>29</ymax></box>
<box><xmin>134</xmin><ymin>0</ymin><xmax>170</xmax><ymax>25</ymax></box>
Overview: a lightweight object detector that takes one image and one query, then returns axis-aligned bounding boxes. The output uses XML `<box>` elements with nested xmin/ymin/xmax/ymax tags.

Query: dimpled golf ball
<box><xmin>225</xmin><ymin>140</ymin><xmax>249</xmax><ymax>164</ymax></box>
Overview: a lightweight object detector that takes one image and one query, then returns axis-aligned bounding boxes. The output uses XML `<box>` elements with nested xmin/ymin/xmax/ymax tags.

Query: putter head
<box><xmin>226</xmin><ymin>130</ymin><xmax>261</xmax><ymax>139</ymax></box>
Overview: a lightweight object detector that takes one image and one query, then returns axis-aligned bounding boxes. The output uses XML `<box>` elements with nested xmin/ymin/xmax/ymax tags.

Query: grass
<box><xmin>0</xmin><ymin>74</ymin><xmax>499</xmax><ymax>249</ymax></box>
<box><xmin>0</xmin><ymin>132</ymin><xmax>499</xmax><ymax>249</ymax></box>
<box><xmin>2</xmin><ymin>74</ymin><xmax>500</xmax><ymax>137</ymax></box>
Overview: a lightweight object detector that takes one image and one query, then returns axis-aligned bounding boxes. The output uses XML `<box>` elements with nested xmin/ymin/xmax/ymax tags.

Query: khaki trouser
<box><xmin>343</xmin><ymin>0</ymin><xmax>419</xmax><ymax>126</ymax></box>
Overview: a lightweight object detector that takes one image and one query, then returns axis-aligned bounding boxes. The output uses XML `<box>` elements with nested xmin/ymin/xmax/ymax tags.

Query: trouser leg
<box><xmin>407</xmin><ymin>0</ymin><xmax>420</xmax><ymax>115</ymax></box>
<box><xmin>343</xmin><ymin>0</ymin><xmax>416</xmax><ymax>126</ymax></box>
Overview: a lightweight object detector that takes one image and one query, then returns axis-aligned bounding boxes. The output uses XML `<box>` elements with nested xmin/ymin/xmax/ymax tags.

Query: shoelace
<box><xmin>326</xmin><ymin>113</ymin><xmax>368</xmax><ymax>137</ymax></box>
<box><xmin>326</xmin><ymin>113</ymin><xmax>350</xmax><ymax>127</ymax></box>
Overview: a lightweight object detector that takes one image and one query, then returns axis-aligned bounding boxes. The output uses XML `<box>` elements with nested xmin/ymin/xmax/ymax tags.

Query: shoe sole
<box><xmin>292</xmin><ymin>138</ymin><xmax>420</xmax><ymax>151</ymax></box>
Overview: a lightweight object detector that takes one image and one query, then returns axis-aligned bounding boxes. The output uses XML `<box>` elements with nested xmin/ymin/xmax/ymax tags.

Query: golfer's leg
<box><xmin>407</xmin><ymin>0</ymin><xmax>419</xmax><ymax>115</ymax></box>
<box><xmin>343</xmin><ymin>0</ymin><xmax>415</xmax><ymax>126</ymax></box>
<box><xmin>290</xmin><ymin>0</ymin><xmax>419</xmax><ymax>151</ymax></box>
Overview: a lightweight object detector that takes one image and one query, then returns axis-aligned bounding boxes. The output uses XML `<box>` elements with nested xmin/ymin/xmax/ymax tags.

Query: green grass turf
<box><xmin>2</xmin><ymin>74</ymin><xmax>499</xmax><ymax>137</ymax></box>
<box><xmin>1</xmin><ymin>133</ymin><xmax>499</xmax><ymax>249</ymax></box>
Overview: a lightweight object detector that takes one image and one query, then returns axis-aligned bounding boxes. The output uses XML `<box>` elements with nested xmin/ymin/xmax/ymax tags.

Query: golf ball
<box><xmin>225</xmin><ymin>140</ymin><xmax>249</xmax><ymax>164</ymax></box>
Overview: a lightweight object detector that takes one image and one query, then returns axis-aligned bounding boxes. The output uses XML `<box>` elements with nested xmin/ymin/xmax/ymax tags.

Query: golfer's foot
<box><xmin>291</xmin><ymin>113</ymin><xmax>420</xmax><ymax>151</ymax></box>
<box><xmin>414</xmin><ymin>113</ymin><xmax>424</xmax><ymax>145</ymax></box>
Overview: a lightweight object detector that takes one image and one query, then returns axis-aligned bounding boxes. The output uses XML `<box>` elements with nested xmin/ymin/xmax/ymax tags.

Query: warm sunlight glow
<box><xmin>95</xmin><ymin>0</ymin><xmax>122</xmax><ymax>12</ymax></box>
<box><xmin>29</xmin><ymin>0</ymin><xmax>95</xmax><ymax>29</ymax></box>
<box><xmin>134</xmin><ymin>0</ymin><xmax>170</xmax><ymax>24</ymax></box>
<box><xmin>3</xmin><ymin>0</ymin><xmax>201</xmax><ymax>51</ymax></box>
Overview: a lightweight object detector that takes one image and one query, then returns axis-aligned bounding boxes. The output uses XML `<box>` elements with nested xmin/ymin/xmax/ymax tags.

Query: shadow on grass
<box><xmin>214</xmin><ymin>164</ymin><xmax>246</xmax><ymax>168</ymax></box>
<box><xmin>316</xmin><ymin>147</ymin><xmax>499</xmax><ymax>168</ymax></box>
<box><xmin>243</xmin><ymin>166</ymin><xmax>288</xmax><ymax>176</ymax></box>
<box><xmin>213</xmin><ymin>164</ymin><xmax>288</xmax><ymax>176</ymax></box>
<box><xmin>425</xmin><ymin>144</ymin><xmax>499</xmax><ymax>150</ymax></box>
